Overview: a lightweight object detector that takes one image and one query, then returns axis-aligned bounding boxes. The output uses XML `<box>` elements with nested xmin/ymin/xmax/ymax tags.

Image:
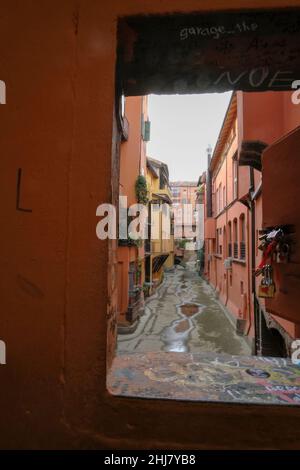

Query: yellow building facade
<box><xmin>145</xmin><ymin>157</ymin><xmax>174</xmax><ymax>293</ymax></box>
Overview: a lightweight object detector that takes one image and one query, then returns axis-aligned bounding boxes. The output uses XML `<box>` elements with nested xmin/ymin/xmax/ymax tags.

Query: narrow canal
<box><xmin>117</xmin><ymin>260</ymin><xmax>251</xmax><ymax>356</ymax></box>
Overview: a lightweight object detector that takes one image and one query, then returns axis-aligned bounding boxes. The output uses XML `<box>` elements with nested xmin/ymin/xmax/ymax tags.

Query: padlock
<box><xmin>258</xmin><ymin>265</ymin><xmax>276</xmax><ymax>298</ymax></box>
<box><xmin>277</xmin><ymin>242</ymin><xmax>290</xmax><ymax>264</ymax></box>
<box><xmin>258</xmin><ymin>241</ymin><xmax>267</xmax><ymax>251</ymax></box>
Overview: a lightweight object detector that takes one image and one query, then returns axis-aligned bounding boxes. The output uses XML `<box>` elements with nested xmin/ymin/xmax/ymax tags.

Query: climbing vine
<box><xmin>135</xmin><ymin>175</ymin><xmax>149</xmax><ymax>205</ymax></box>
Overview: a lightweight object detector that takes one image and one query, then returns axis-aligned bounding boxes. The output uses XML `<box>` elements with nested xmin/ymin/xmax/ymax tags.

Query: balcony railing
<box><xmin>240</xmin><ymin>241</ymin><xmax>246</xmax><ymax>260</ymax></box>
<box><xmin>233</xmin><ymin>242</ymin><xmax>238</xmax><ymax>259</ymax></box>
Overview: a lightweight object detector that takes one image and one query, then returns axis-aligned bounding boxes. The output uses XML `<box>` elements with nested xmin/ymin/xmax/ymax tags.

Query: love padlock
<box><xmin>276</xmin><ymin>242</ymin><xmax>290</xmax><ymax>264</ymax></box>
<box><xmin>258</xmin><ymin>265</ymin><xmax>276</xmax><ymax>298</ymax></box>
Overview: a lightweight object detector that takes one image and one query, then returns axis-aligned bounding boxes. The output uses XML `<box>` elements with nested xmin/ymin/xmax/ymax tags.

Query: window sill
<box><xmin>232</xmin><ymin>258</ymin><xmax>246</xmax><ymax>265</ymax></box>
<box><xmin>107</xmin><ymin>351</ymin><xmax>300</xmax><ymax>405</ymax></box>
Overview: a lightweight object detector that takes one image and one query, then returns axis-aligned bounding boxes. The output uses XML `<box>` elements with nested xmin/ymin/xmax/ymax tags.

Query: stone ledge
<box><xmin>108</xmin><ymin>351</ymin><xmax>300</xmax><ymax>406</ymax></box>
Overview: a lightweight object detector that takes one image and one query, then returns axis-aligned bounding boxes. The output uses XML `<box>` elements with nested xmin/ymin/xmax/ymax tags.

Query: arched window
<box><xmin>239</xmin><ymin>214</ymin><xmax>246</xmax><ymax>260</ymax></box>
<box><xmin>233</xmin><ymin>218</ymin><xmax>238</xmax><ymax>258</ymax></box>
<box><xmin>228</xmin><ymin>221</ymin><xmax>232</xmax><ymax>257</ymax></box>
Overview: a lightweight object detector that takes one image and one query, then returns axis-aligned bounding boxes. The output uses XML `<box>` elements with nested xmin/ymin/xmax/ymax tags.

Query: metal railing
<box><xmin>240</xmin><ymin>241</ymin><xmax>246</xmax><ymax>260</ymax></box>
<box><xmin>233</xmin><ymin>242</ymin><xmax>239</xmax><ymax>259</ymax></box>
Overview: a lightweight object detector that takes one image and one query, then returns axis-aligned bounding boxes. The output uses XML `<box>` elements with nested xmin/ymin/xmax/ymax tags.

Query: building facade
<box><xmin>117</xmin><ymin>96</ymin><xmax>149</xmax><ymax>328</ymax></box>
<box><xmin>170</xmin><ymin>181</ymin><xmax>199</xmax><ymax>253</ymax></box>
<box><xmin>203</xmin><ymin>90</ymin><xmax>300</xmax><ymax>356</ymax></box>
<box><xmin>146</xmin><ymin>157</ymin><xmax>174</xmax><ymax>294</ymax></box>
<box><xmin>117</xmin><ymin>97</ymin><xmax>174</xmax><ymax>327</ymax></box>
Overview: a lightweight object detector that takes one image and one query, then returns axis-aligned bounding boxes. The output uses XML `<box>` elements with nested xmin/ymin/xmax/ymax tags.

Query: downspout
<box><xmin>225</xmin><ymin>150</ymin><xmax>229</xmax><ymax>306</ymax></box>
<box><xmin>206</xmin><ymin>148</ymin><xmax>212</xmax><ymax>218</ymax></box>
<box><xmin>244</xmin><ymin>167</ymin><xmax>256</xmax><ymax>346</ymax></box>
<box><xmin>206</xmin><ymin>146</ymin><xmax>213</xmax><ymax>283</ymax></box>
<box><xmin>250</xmin><ymin>167</ymin><xmax>261</xmax><ymax>355</ymax></box>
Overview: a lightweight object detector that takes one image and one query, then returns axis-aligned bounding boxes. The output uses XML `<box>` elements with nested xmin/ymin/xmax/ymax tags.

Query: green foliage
<box><xmin>135</xmin><ymin>175</ymin><xmax>149</xmax><ymax>205</ymax></box>
<box><xmin>178</xmin><ymin>239</ymin><xmax>188</xmax><ymax>249</ymax></box>
<box><xmin>128</xmin><ymin>233</ymin><xmax>143</xmax><ymax>247</ymax></box>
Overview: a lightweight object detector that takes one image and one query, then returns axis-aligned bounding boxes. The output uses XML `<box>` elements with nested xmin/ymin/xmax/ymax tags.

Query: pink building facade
<box><xmin>204</xmin><ymin>90</ymin><xmax>300</xmax><ymax>356</ymax></box>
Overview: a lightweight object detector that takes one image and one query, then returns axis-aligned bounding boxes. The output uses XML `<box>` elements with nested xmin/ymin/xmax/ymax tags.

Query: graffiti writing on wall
<box><xmin>179</xmin><ymin>22</ymin><xmax>258</xmax><ymax>41</ymax></box>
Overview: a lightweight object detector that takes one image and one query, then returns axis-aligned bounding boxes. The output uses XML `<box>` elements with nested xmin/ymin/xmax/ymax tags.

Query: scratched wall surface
<box><xmin>108</xmin><ymin>352</ymin><xmax>300</xmax><ymax>405</ymax></box>
<box><xmin>2</xmin><ymin>0</ymin><xmax>300</xmax><ymax>450</ymax></box>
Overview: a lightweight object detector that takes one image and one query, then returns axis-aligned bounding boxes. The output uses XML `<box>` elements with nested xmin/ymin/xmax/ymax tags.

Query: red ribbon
<box><xmin>257</xmin><ymin>240</ymin><xmax>277</xmax><ymax>271</ymax></box>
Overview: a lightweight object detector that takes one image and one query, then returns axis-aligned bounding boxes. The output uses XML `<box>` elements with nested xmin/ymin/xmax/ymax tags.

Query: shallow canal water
<box><xmin>117</xmin><ymin>260</ymin><xmax>251</xmax><ymax>356</ymax></box>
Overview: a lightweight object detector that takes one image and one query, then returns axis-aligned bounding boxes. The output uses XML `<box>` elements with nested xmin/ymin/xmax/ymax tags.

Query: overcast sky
<box><xmin>147</xmin><ymin>92</ymin><xmax>232</xmax><ymax>182</ymax></box>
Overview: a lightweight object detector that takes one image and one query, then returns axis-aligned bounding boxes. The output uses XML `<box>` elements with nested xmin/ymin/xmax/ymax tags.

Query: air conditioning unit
<box><xmin>224</xmin><ymin>257</ymin><xmax>233</xmax><ymax>270</ymax></box>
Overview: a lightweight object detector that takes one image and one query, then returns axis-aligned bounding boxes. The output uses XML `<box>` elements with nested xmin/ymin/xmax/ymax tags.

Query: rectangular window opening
<box><xmin>108</xmin><ymin>9</ymin><xmax>300</xmax><ymax>407</ymax></box>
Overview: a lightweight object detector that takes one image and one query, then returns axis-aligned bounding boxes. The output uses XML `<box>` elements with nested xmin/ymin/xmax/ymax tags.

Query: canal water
<box><xmin>117</xmin><ymin>259</ymin><xmax>251</xmax><ymax>356</ymax></box>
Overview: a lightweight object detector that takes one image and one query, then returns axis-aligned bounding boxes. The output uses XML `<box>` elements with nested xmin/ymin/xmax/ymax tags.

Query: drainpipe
<box><xmin>206</xmin><ymin>145</ymin><xmax>212</xmax><ymax>218</ymax></box>
<box><xmin>244</xmin><ymin>167</ymin><xmax>256</xmax><ymax>350</ymax></box>
<box><xmin>250</xmin><ymin>167</ymin><xmax>259</xmax><ymax>354</ymax></box>
<box><xmin>225</xmin><ymin>150</ymin><xmax>229</xmax><ymax>307</ymax></box>
<box><xmin>206</xmin><ymin>145</ymin><xmax>213</xmax><ymax>283</ymax></box>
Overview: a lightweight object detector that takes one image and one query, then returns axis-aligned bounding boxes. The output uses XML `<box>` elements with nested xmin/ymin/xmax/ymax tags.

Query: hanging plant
<box><xmin>135</xmin><ymin>175</ymin><xmax>149</xmax><ymax>205</ymax></box>
<box><xmin>128</xmin><ymin>230</ymin><xmax>143</xmax><ymax>247</ymax></box>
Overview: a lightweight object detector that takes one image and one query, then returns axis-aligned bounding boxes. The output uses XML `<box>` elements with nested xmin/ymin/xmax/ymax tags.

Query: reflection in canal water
<box><xmin>117</xmin><ymin>260</ymin><xmax>251</xmax><ymax>356</ymax></box>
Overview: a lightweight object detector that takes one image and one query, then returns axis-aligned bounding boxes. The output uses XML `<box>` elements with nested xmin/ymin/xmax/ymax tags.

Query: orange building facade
<box><xmin>204</xmin><ymin>90</ymin><xmax>300</xmax><ymax>355</ymax></box>
<box><xmin>117</xmin><ymin>97</ymin><xmax>174</xmax><ymax>328</ymax></box>
<box><xmin>117</xmin><ymin>96</ymin><xmax>149</xmax><ymax>328</ymax></box>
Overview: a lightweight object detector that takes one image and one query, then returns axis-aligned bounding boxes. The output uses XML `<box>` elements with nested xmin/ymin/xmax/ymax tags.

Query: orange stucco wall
<box><xmin>207</xmin><ymin>109</ymin><xmax>251</xmax><ymax>329</ymax></box>
<box><xmin>205</xmin><ymin>88</ymin><xmax>300</xmax><ymax>346</ymax></box>
<box><xmin>119</xmin><ymin>97</ymin><xmax>143</xmax><ymax>206</ymax></box>
<box><xmin>117</xmin><ymin>246</ymin><xmax>137</xmax><ymax>317</ymax></box>
<box><xmin>254</xmin><ymin>91</ymin><xmax>300</xmax><ymax>338</ymax></box>
<box><xmin>263</xmin><ymin>126</ymin><xmax>300</xmax><ymax>337</ymax></box>
<box><xmin>255</xmin><ymin>192</ymin><xmax>298</xmax><ymax>339</ymax></box>
<box><xmin>241</xmin><ymin>90</ymin><xmax>300</xmax><ymax>143</ymax></box>
<box><xmin>2</xmin><ymin>0</ymin><xmax>300</xmax><ymax>450</ymax></box>
<box><xmin>117</xmin><ymin>96</ymin><xmax>147</xmax><ymax>319</ymax></box>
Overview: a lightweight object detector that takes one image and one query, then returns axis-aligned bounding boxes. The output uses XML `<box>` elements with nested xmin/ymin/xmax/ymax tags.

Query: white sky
<box><xmin>147</xmin><ymin>92</ymin><xmax>232</xmax><ymax>182</ymax></box>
